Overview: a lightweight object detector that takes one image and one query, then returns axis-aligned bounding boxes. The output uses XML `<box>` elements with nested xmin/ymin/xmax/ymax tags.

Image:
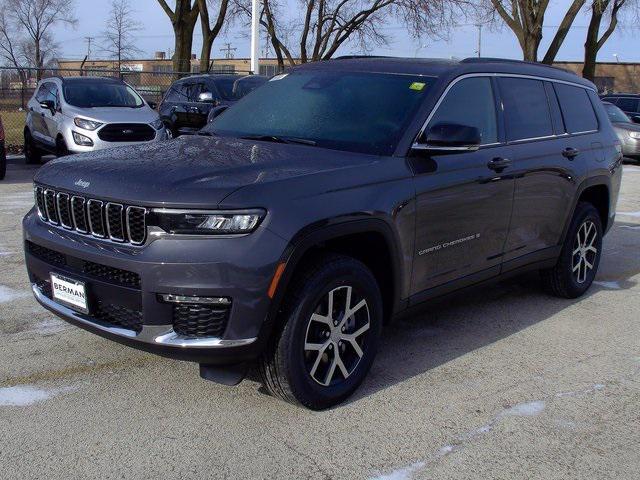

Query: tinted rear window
<box><xmin>616</xmin><ymin>97</ymin><xmax>639</xmax><ymax>113</ymax></box>
<box><xmin>499</xmin><ymin>77</ymin><xmax>553</xmax><ymax>141</ymax></box>
<box><xmin>554</xmin><ymin>83</ymin><xmax>598</xmax><ymax>133</ymax></box>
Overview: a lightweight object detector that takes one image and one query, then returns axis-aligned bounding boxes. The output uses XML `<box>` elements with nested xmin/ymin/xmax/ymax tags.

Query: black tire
<box><xmin>56</xmin><ymin>136</ymin><xmax>69</xmax><ymax>157</ymax></box>
<box><xmin>259</xmin><ymin>253</ymin><xmax>383</xmax><ymax>410</ymax></box>
<box><xmin>541</xmin><ymin>202</ymin><xmax>603</xmax><ymax>298</ymax></box>
<box><xmin>0</xmin><ymin>147</ymin><xmax>6</xmax><ymax>180</ymax></box>
<box><xmin>164</xmin><ymin>122</ymin><xmax>175</xmax><ymax>139</ymax></box>
<box><xmin>24</xmin><ymin>130</ymin><xmax>42</xmax><ymax>165</ymax></box>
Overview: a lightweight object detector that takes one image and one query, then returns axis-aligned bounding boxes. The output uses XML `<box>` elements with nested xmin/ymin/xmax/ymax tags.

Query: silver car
<box><xmin>24</xmin><ymin>76</ymin><xmax>166</xmax><ymax>164</ymax></box>
<box><xmin>603</xmin><ymin>101</ymin><xmax>640</xmax><ymax>161</ymax></box>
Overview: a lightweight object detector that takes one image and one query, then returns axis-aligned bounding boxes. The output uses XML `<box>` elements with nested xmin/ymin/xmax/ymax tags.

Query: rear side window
<box><xmin>427</xmin><ymin>77</ymin><xmax>498</xmax><ymax>144</ymax></box>
<box><xmin>164</xmin><ymin>82</ymin><xmax>190</xmax><ymax>102</ymax></box>
<box><xmin>554</xmin><ymin>83</ymin><xmax>598</xmax><ymax>133</ymax></box>
<box><xmin>499</xmin><ymin>77</ymin><xmax>553</xmax><ymax>141</ymax></box>
<box><xmin>616</xmin><ymin>97</ymin><xmax>639</xmax><ymax>113</ymax></box>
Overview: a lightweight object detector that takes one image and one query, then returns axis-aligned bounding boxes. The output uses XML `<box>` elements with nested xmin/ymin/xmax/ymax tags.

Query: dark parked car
<box><xmin>601</xmin><ymin>93</ymin><xmax>640</xmax><ymax>123</ymax></box>
<box><xmin>603</xmin><ymin>101</ymin><xmax>640</xmax><ymax>161</ymax></box>
<box><xmin>159</xmin><ymin>74</ymin><xmax>267</xmax><ymax>137</ymax></box>
<box><xmin>206</xmin><ymin>75</ymin><xmax>269</xmax><ymax>123</ymax></box>
<box><xmin>24</xmin><ymin>57</ymin><xmax>622</xmax><ymax>409</ymax></box>
<box><xmin>0</xmin><ymin>114</ymin><xmax>5</xmax><ymax>180</ymax></box>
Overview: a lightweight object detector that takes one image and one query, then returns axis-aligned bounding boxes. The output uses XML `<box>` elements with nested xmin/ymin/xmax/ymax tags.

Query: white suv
<box><xmin>24</xmin><ymin>76</ymin><xmax>166</xmax><ymax>163</ymax></box>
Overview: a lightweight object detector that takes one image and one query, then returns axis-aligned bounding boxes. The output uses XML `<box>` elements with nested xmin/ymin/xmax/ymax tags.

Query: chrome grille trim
<box><xmin>106</xmin><ymin>202</ymin><xmax>125</xmax><ymax>242</ymax></box>
<box><xmin>34</xmin><ymin>186</ymin><xmax>47</xmax><ymax>221</ymax></box>
<box><xmin>33</xmin><ymin>185</ymin><xmax>147</xmax><ymax>246</ymax></box>
<box><xmin>56</xmin><ymin>192</ymin><xmax>73</xmax><ymax>229</ymax></box>
<box><xmin>44</xmin><ymin>189</ymin><xmax>59</xmax><ymax>225</ymax></box>
<box><xmin>71</xmin><ymin>196</ymin><xmax>88</xmax><ymax>233</ymax></box>
<box><xmin>126</xmin><ymin>206</ymin><xmax>147</xmax><ymax>245</ymax></box>
<box><xmin>87</xmin><ymin>199</ymin><xmax>106</xmax><ymax>238</ymax></box>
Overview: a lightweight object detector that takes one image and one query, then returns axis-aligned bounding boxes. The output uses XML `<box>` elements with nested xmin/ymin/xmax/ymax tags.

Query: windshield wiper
<box><xmin>240</xmin><ymin>135</ymin><xmax>316</xmax><ymax>146</ymax></box>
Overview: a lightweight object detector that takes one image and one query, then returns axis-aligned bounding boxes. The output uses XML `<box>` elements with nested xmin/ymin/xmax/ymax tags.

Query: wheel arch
<box><xmin>561</xmin><ymin>176</ymin><xmax>611</xmax><ymax>244</ymax></box>
<box><xmin>267</xmin><ymin>218</ymin><xmax>407</xmax><ymax>327</ymax></box>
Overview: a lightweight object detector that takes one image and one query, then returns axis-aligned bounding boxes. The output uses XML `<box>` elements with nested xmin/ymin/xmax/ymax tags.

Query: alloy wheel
<box><xmin>303</xmin><ymin>285</ymin><xmax>370</xmax><ymax>387</ymax></box>
<box><xmin>572</xmin><ymin>220</ymin><xmax>598</xmax><ymax>284</ymax></box>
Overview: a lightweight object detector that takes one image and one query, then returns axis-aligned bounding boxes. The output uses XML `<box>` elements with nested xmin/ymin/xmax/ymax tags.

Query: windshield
<box><xmin>203</xmin><ymin>71</ymin><xmax>434</xmax><ymax>155</ymax></box>
<box><xmin>63</xmin><ymin>82</ymin><xmax>144</xmax><ymax>108</ymax></box>
<box><xmin>604</xmin><ymin>102</ymin><xmax>631</xmax><ymax>123</ymax></box>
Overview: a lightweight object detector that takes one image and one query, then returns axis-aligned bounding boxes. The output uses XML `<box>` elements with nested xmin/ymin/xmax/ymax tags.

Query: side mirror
<box><xmin>413</xmin><ymin>123</ymin><xmax>481</xmax><ymax>152</ymax></box>
<box><xmin>198</xmin><ymin>92</ymin><xmax>216</xmax><ymax>104</ymax></box>
<box><xmin>147</xmin><ymin>101</ymin><xmax>157</xmax><ymax>110</ymax></box>
<box><xmin>40</xmin><ymin>100</ymin><xmax>55</xmax><ymax>114</ymax></box>
<box><xmin>208</xmin><ymin>105</ymin><xmax>229</xmax><ymax>122</ymax></box>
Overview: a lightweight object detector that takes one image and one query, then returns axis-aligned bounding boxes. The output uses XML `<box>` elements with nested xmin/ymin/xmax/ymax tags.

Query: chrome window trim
<box><xmin>70</xmin><ymin>196</ymin><xmax>88</xmax><ymax>233</ymax></box>
<box><xmin>126</xmin><ymin>206</ymin><xmax>147</xmax><ymax>246</ymax></box>
<box><xmin>412</xmin><ymin>72</ymin><xmax>598</xmax><ymax>149</ymax></box>
<box><xmin>56</xmin><ymin>192</ymin><xmax>73</xmax><ymax>229</ymax></box>
<box><xmin>105</xmin><ymin>202</ymin><xmax>125</xmax><ymax>242</ymax></box>
<box><xmin>43</xmin><ymin>189</ymin><xmax>59</xmax><ymax>225</ymax></box>
<box><xmin>87</xmin><ymin>199</ymin><xmax>106</xmax><ymax>238</ymax></box>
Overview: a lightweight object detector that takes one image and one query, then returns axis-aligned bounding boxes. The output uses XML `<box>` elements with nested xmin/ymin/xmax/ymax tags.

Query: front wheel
<box><xmin>541</xmin><ymin>202</ymin><xmax>603</xmax><ymax>298</ymax></box>
<box><xmin>56</xmin><ymin>136</ymin><xmax>69</xmax><ymax>157</ymax></box>
<box><xmin>24</xmin><ymin>130</ymin><xmax>42</xmax><ymax>164</ymax></box>
<box><xmin>0</xmin><ymin>146</ymin><xmax>6</xmax><ymax>180</ymax></box>
<box><xmin>259</xmin><ymin>254</ymin><xmax>383</xmax><ymax>410</ymax></box>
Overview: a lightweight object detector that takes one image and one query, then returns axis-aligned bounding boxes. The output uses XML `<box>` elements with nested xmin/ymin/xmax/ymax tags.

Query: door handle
<box><xmin>487</xmin><ymin>157</ymin><xmax>512</xmax><ymax>172</ymax></box>
<box><xmin>562</xmin><ymin>147</ymin><xmax>580</xmax><ymax>160</ymax></box>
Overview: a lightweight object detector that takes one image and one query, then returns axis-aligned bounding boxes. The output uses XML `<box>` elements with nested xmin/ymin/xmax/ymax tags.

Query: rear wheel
<box><xmin>259</xmin><ymin>254</ymin><xmax>382</xmax><ymax>410</ymax></box>
<box><xmin>541</xmin><ymin>202</ymin><xmax>602</xmax><ymax>298</ymax></box>
<box><xmin>24</xmin><ymin>130</ymin><xmax>42</xmax><ymax>165</ymax></box>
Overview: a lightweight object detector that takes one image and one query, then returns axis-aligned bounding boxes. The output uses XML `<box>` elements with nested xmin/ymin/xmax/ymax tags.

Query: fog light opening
<box><xmin>159</xmin><ymin>294</ymin><xmax>231</xmax><ymax>305</ymax></box>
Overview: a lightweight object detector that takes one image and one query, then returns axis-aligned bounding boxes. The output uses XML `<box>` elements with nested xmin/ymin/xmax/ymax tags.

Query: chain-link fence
<box><xmin>0</xmin><ymin>66</ymin><xmax>252</xmax><ymax>152</ymax></box>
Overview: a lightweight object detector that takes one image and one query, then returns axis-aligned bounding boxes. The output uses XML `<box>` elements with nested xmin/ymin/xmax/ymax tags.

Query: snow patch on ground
<box><xmin>500</xmin><ymin>400</ymin><xmax>546</xmax><ymax>417</ymax></box>
<box><xmin>0</xmin><ymin>385</ymin><xmax>77</xmax><ymax>407</ymax></box>
<box><xmin>370</xmin><ymin>462</ymin><xmax>426</xmax><ymax>480</ymax></box>
<box><xmin>618</xmin><ymin>225</ymin><xmax>640</xmax><ymax>230</ymax></box>
<box><xmin>594</xmin><ymin>281</ymin><xmax>622</xmax><ymax>290</ymax></box>
<box><xmin>31</xmin><ymin>318</ymin><xmax>70</xmax><ymax>336</ymax></box>
<box><xmin>556</xmin><ymin>384</ymin><xmax>606</xmax><ymax>398</ymax></box>
<box><xmin>617</xmin><ymin>211</ymin><xmax>640</xmax><ymax>217</ymax></box>
<box><xmin>0</xmin><ymin>285</ymin><xmax>29</xmax><ymax>303</ymax></box>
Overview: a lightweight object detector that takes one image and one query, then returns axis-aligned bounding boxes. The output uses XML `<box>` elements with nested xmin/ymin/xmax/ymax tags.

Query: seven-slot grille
<box><xmin>34</xmin><ymin>185</ymin><xmax>147</xmax><ymax>245</ymax></box>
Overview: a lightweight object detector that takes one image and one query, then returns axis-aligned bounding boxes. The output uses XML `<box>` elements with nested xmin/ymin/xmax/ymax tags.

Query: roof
<box><xmin>173</xmin><ymin>74</ymin><xmax>244</xmax><ymax>82</ymax></box>
<box><xmin>60</xmin><ymin>76</ymin><xmax>124</xmax><ymax>84</ymax></box>
<box><xmin>293</xmin><ymin>56</ymin><xmax>596</xmax><ymax>89</ymax></box>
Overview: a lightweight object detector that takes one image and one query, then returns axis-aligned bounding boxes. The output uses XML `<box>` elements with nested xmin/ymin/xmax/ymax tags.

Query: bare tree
<box><xmin>102</xmin><ymin>0</ymin><xmax>143</xmax><ymax>72</ymax></box>
<box><xmin>582</xmin><ymin>0</ymin><xmax>636</xmax><ymax>81</ymax></box>
<box><xmin>157</xmin><ymin>0</ymin><xmax>200</xmax><ymax>74</ymax></box>
<box><xmin>11</xmin><ymin>0</ymin><xmax>77</xmax><ymax>79</ymax></box>
<box><xmin>198</xmin><ymin>0</ymin><xmax>231</xmax><ymax>71</ymax></box>
<box><xmin>486</xmin><ymin>0</ymin><xmax>586</xmax><ymax>63</ymax></box>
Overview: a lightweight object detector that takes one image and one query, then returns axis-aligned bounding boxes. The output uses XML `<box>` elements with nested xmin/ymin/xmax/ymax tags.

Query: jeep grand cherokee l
<box><xmin>23</xmin><ymin>58</ymin><xmax>622</xmax><ymax>409</ymax></box>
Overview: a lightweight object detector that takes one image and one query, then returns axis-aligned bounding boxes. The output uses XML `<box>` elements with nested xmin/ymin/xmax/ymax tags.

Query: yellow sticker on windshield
<box><xmin>410</xmin><ymin>82</ymin><xmax>426</xmax><ymax>91</ymax></box>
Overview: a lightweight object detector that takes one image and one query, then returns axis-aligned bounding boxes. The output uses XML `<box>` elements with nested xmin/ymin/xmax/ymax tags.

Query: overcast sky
<box><xmin>52</xmin><ymin>0</ymin><xmax>640</xmax><ymax>63</ymax></box>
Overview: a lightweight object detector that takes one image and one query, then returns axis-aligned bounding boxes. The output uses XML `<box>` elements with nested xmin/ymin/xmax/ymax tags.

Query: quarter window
<box><xmin>553</xmin><ymin>83</ymin><xmax>598</xmax><ymax>133</ymax></box>
<box><xmin>498</xmin><ymin>77</ymin><xmax>553</xmax><ymax>141</ymax></box>
<box><xmin>426</xmin><ymin>77</ymin><xmax>498</xmax><ymax>145</ymax></box>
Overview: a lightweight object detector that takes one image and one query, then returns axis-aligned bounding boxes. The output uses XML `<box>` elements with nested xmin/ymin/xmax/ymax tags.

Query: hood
<box><xmin>64</xmin><ymin>104</ymin><xmax>159</xmax><ymax>124</ymax></box>
<box><xmin>34</xmin><ymin>135</ymin><xmax>380</xmax><ymax>207</ymax></box>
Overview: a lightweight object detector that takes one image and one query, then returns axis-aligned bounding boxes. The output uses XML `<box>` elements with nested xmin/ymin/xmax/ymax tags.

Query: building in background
<box><xmin>554</xmin><ymin>61</ymin><xmax>640</xmax><ymax>93</ymax></box>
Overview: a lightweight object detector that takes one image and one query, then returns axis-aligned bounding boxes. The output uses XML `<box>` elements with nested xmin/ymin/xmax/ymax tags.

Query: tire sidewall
<box><xmin>282</xmin><ymin>260</ymin><xmax>383</xmax><ymax>408</ymax></box>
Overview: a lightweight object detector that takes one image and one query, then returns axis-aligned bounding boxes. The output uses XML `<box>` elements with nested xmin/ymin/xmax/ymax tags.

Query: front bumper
<box><xmin>64</xmin><ymin>126</ymin><xmax>167</xmax><ymax>154</ymax></box>
<box><xmin>23</xmin><ymin>209</ymin><xmax>287</xmax><ymax>364</ymax></box>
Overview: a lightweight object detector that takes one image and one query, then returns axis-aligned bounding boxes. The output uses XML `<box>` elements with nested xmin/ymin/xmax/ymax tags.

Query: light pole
<box><xmin>250</xmin><ymin>0</ymin><xmax>260</xmax><ymax>74</ymax></box>
<box><xmin>414</xmin><ymin>44</ymin><xmax>427</xmax><ymax>58</ymax></box>
<box><xmin>613</xmin><ymin>53</ymin><xmax>620</xmax><ymax>63</ymax></box>
<box><xmin>475</xmin><ymin>24</ymin><xmax>483</xmax><ymax>58</ymax></box>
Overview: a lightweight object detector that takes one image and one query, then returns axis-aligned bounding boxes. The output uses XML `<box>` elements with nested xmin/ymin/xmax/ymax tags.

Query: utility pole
<box><xmin>85</xmin><ymin>36</ymin><xmax>94</xmax><ymax>61</ymax></box>
<box><xmin>475</xmin><ymin>24</ymin><xmax>482</xmax><ymax>58</ymax></box>
<box><xmin>250</xmin><ymin>0</ymin><xmax>260</xmax><ymax>74</ymax></box>
<box><xmin>220</xmin><ymin>43</ymin><xmax>237</xmax><ymax>60</ymax></box>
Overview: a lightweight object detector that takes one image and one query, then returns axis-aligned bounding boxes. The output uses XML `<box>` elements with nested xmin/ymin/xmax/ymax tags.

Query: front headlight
<box><xmin>150</xmin><ymin>119</ymin><xmax>164</xmax><ymax>130</ymax></box>
<box><xmin>74</xmin><ymin>117</ymin><xmax>103</xmax><ymax>130</ymax></box>
<box><xmin>151</xmin><ymin>209</ymin><xmax>265</xmax><ymax>235</ymax></box>
<box><xmin>629</xmin><ymin>131</ymin><xmax>640</xmax><ymax>140</ymax></box>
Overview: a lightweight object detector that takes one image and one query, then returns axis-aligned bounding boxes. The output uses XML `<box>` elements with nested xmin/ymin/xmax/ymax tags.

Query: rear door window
<box><xmin>427</xmin><ymin>77</ymin><xmax>498</xmax><ymax>145</ymax></box>
<box><xmin>164</xmin><ymin>82</ymin><xmax>190</xmax><ymax>102</ymax></box>
<box><xmin>554</xmin><ymin>83</ymin><xmax>598</xmax><ymax>133</ymax></box>
<box><xmin>498</xmin><ymin>77</ymin><xmax>553</xmax><ymax>141</ymax></box>
<box><xmin>616</xmin><ymin>97</ymin><xmax>639</xmax><ymax>113</ymax></box>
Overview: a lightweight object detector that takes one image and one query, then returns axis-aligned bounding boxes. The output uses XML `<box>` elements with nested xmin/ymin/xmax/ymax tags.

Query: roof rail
<box><xmin>334</xmin><ymin>55</ymin><xmax>393</xmax><ymax>60</ymax></box>
<box><xmin>461</xmin><ymin>57</ymin><xmax>576</xmax><ymax>74</ymax></box>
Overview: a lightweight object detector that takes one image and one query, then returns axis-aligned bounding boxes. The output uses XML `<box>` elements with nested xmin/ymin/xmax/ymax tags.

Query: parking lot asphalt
<box><xmin>0</xmin><ymin>155</ymin><xmax>639</xmax><ymax>480</ymax></box>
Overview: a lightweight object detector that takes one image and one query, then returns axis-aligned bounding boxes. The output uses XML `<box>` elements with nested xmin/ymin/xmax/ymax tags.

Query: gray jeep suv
<box><xmin>23</xmin><ymin>58</ymin><xmax>623</xmax><ymax>409</ymax></box>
